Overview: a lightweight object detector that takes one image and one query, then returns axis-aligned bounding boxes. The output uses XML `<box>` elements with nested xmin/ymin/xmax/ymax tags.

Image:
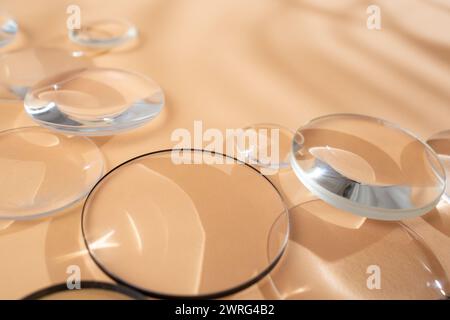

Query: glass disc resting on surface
<box><xmin>423</xmin><ymin>131</ymin><xmax>450</xmax><ymax>239</ymax></box>
<box><xmin>0</xmin><ymin>47</ymin><xmax>92</xmax><ymax>99</ymax></box>
<box><xmin>0</xmin><ymin>13</ymin><xmax>18</xmax><ymax>48</ymax></box>
<box><xmin>24</xmin><ymin>68</ymin><xmax>164</xmax><ymax>136</ymax></box>
<box><xmin>261</xmin><ymin>200</ymin><xmax>450</xmax><ymax>299</ymax></box>
<box><xmin>291</xmin><ymin>114</ymin><xmax>446</xmax><ymax>221</ymax></box>
<box><xmin>0</xmin><ymin>126</ymin><xmax>104</xmax><ymax>220</ymax></box>
<box><xmin>236</xmin><ymin>124</ymin><xmax>294</xmax><ymax>171</ymax></box>
<box><xmin>23</xmin><ymin>281</ymin><xmax>145</xmax><ymax>300</ymax></box>
<box><xmin>427</xmin><ymin>130</ymin><xmax>450</xmax><ymax>203</ymax></box>
<box><xmin>68</xmin><ymin>19</ymin><xmax>138</xmax><ymax>49</ymax></box>
<box><xmin>82</xmin><ymin>149</ymin><xmax>289</xmax><ymax>299</ymax></box>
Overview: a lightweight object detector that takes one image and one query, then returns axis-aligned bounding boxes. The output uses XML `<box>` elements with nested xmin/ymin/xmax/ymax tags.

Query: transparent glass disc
<box><xmin>0</xmin><ymin>126</ymin><xmax>104</xmax><ymax>220</ymax></box>
<box><xmin>23</xmin><ymin>281</ymin><xmax>145</xmax><ymax>300</ymax></box>
<box><xmin>82</xmin><ymin>149</ymin><xmax>289</xmax><ymax>298</ymax></box>
<box><xmin>0</xmin><ymin>48</ymin><xmax>92</xmax><ymax>99</ymax></box>
<box><xmin>262</xmin><ymin>200</ymin><xmax>450</xmax><ymax>299</ymax></box>
<box><xmin>427</xmin><ymin>130</ymin><xmax>450</xmax><ymax>203</ymax></box>
<box><xmin>291</xmin><ymin>114</ymin><xmax>446</xmax><ymax>221</ymax></box>
<box><xmin>24</xmin><ymin>68</ymin><xmax>164</xmax><ymax>136</ymax></box>
<box><xmin>0</xmin><ymin>13</ymin><xmax>18</xmax><ymax>48</ymax></box>
<box><xmin>236</xmin><ymin>124</ymin><xmax>294</xmax><ymax>172</ymax></box>
<box><xmin>68</xmin><ymin>19</ymin><xmax>137</xmax><ymax>49</ymax></box>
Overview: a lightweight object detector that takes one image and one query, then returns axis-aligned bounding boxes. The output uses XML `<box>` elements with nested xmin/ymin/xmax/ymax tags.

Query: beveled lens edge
<box><xmin>22</xmin><ymin>281</ymin><xmax>147</xmax><ymax>300</ymax></box>
<box><xmin>0</xmin><ymin>125</ymin><xmax>105</xmax><ymax>220</ymax></box>
<box><xmin>81</xmin><ymin>148</ymin><xmax>290</xmax><ymax>300</ymax></box>
<box><xmin>291</xmin><ymin>113</ymin><xmax>446</xmax><ymax>221</ymax></box>
<box><xmin>0</xmin><ymin>15</ymin><xmax>18</xmax><ymax>48</ymax></box>
<box><xmin>426</xmin><ymin>131</ymin><xmax>450</xmax><ymax>203</ymax></box>
<box><xmin>23</xmin><ymin>67</ymin><xmax>165</xmax><ymax>136</ymax></box>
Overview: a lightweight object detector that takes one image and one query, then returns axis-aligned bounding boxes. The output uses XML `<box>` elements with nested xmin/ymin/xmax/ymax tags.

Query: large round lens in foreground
<box><xmin>82</xmin><ymin>149</ymin><xmax>289</xmax><ymax>299</ymax></box>
<box><xmin>0</xmin><ymin>126</ymin><xmax>104</xmax><ymax>220</ymax></box>
<box><xmin>291</xmin><ymin>114</ymin><xmax>445</xmax><ymax>221</ymax></box>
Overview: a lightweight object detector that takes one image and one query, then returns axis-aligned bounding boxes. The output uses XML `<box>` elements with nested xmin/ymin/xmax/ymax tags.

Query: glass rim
<box><xmin>22</xmin><ymin>281</ymin><xmax>146</xmax><ymax>300</ymax></box>
<box><xmin>290</xmin><ymin>113</ymin><xmax>446</xmax><ymax>221</ymax></box>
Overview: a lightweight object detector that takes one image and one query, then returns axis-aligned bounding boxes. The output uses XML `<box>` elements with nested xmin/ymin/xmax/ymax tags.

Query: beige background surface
<box><xmin>0</xmin><ymin>0</ymin><xmax>450</xmax><ymax>299</ymax></box>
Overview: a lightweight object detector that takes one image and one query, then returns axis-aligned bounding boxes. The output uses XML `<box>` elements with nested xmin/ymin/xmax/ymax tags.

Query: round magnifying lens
<box><xmin>0</xmin><ymin>126</ymin><xmax>104</xmax><ymax>220</ymax></box>
<box><xmin>291</xmin><ymin>114</ymin><xmax>446</xmax><ymax>221</ymax></box>
<box><xmin>236</xmin><ymin>124</ymin><xmax>294</xmax><ymax>171</ymax></box>
<box><xmin>68</xmin><ymin>19</ymin><xmax>137</xmax><ymax>49</ymax></box>
<box><xmin>23</xmin><ymin>281</ymin><xmax>145</xmax><ymax>300</ymax></box>
<box><xmin>0</xmin><ymin>47</ymin><xmax>92</xmax><ymax>99</ymax></box>
<box><xmin>262</xmin><ymin>200</ymin><xmax>450</xmax><ymax>299</ymax></box>
<box><xmin>82</xmin><ymin>149</ymin><xmax>289</xmax><ymax>299</ymax></box>
<box><xmin>427</xmin><ymin>130</ymin><xmax>450</xmax><ymax>203</ymax></box>
<box><xmin>24</xmin><ymin>68</ymin><xmax>164</xmax><ymax>136</ymax></box>
<box><xmin>0</xmin><ymin>13</ymin><xmax>18</xmax><ymax>48</ymax></box>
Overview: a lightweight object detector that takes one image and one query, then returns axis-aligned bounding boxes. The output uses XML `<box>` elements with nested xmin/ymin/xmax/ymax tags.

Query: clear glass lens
<box><xmin>24</xmin><ymin>68</ymin><xmax>164</xmax><ymax>136</ymax></box>
<box><xmin>236</xmin><ymin>124</ymin><xmax>294</xmax><ymax>171</ymax></box>
<box><xmin>68</xmin><ymin>19</ymin><xmax>137</xmax><ymax>49</ymax></box>
<box><xmin>23</xmin><ymin>282</ymin><xmax>145</xmax><ymax>300</ymax></box>
<box><xmin>291</xmin><ymin>114</ymin><xmax>446</xmax><ymax>221</ymax></box>
<box><xmin>0</xmin><ymin>126</ymin><xmax>104</xmax><ymax>220</ymax></box>
<box><xmin>82</xmin><ymin>150</ymin><xmax>289</xmax><ymax>298</ymax></box>
<box><xmin>0</xmin><ymin>48</ymin><xmax>92</xmax><ymax>99</ymax></box>
<box><xmin>262</xmin><ymin>200</ymin><xmax>450</xmax><ymax>299</ymax></box>
<box><xmin>427</xmin><ymin>130</ymin><xmax>450</xmax><ymax>203</ymax></box>
<box><xmin>0</xmin><ymin>14</ymin><xmax>18</xmax><ymax>48</ymax></box>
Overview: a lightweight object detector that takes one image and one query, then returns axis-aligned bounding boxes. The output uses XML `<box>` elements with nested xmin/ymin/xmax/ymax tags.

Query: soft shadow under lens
<box><xmin>291</xmin><ymin>114</ymin><xmax>445</xmax><ymax>221</ymax></box>
<box><xmin>82</xmin><ymin>149</ymin><xmax>289</xmax><ymax>299</ymax></box>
